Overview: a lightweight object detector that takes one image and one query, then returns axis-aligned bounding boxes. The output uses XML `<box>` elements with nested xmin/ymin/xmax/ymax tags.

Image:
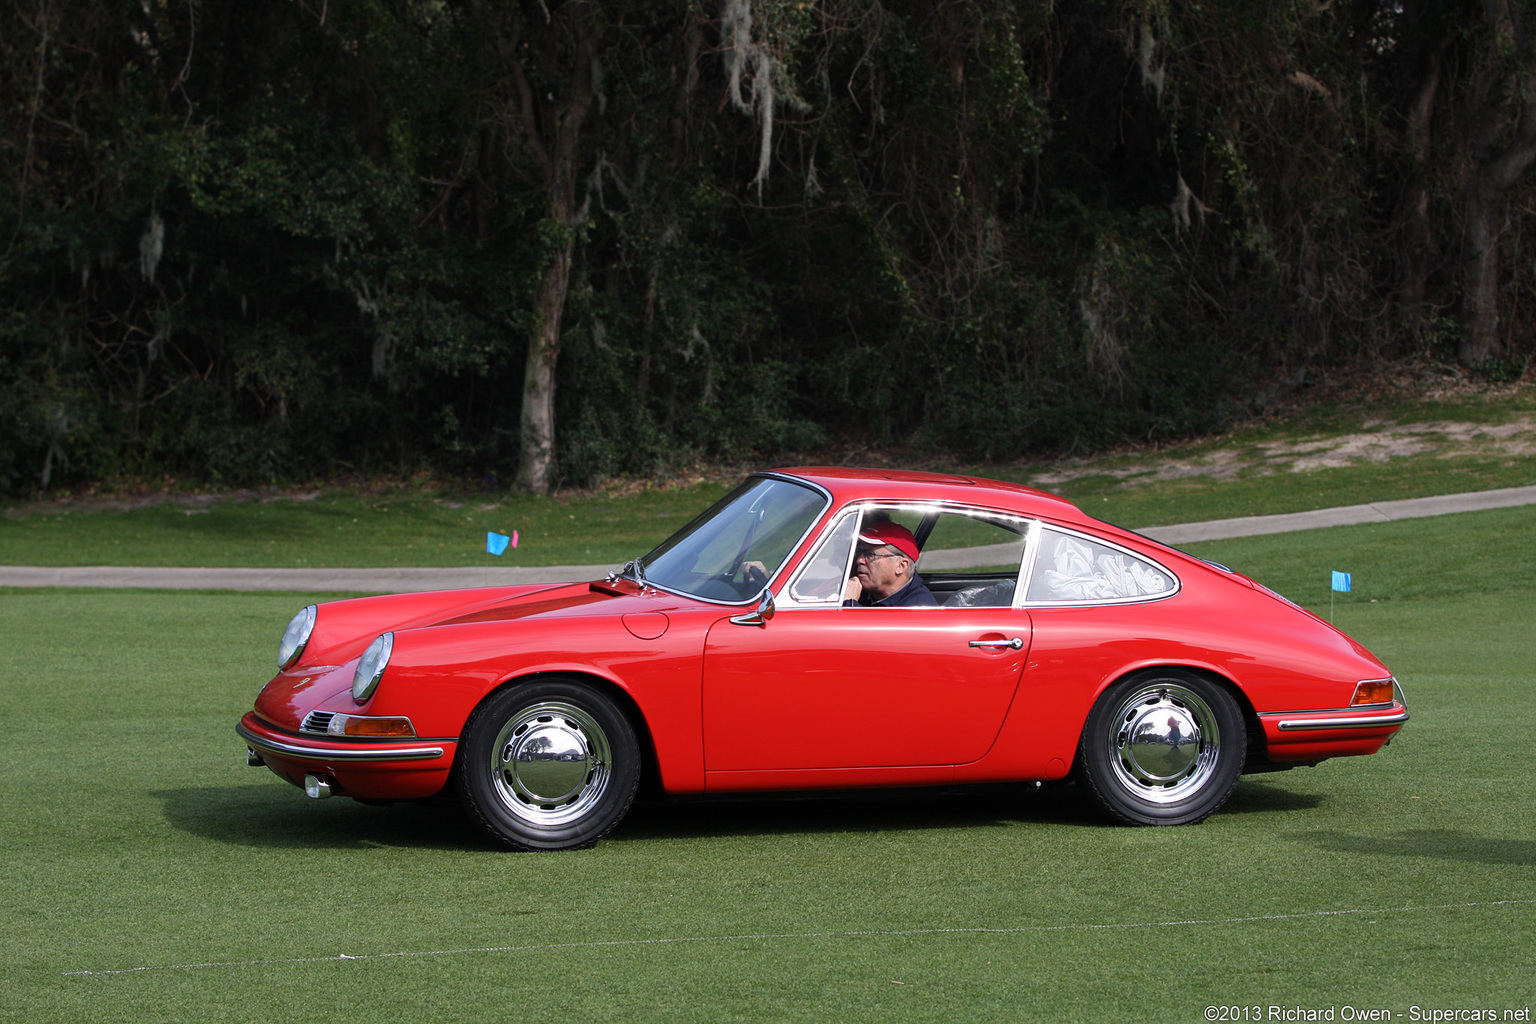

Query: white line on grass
<box><xmin>64</xmin><ymin>898</ymin><xmax>1534</xmax><ymax>977</ymax></box>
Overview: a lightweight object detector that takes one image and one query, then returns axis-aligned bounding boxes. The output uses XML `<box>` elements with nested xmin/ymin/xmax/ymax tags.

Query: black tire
<box><xmin>1074</xmin><ymin>669</ymin><xmax>1246</xmax><ymax>826</ymax></box>
<box><xmin>456</xmin><ymin>679</ymin><xmax>640</xmax><ymax>850</ymax></box>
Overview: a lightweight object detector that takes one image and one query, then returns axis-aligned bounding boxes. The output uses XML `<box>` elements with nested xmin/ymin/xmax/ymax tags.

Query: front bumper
<box><xmin>238</xmin><ymin>719</ymin><xmax>446</xmax><ymax>762</ymax></box>
<box><xmin>238</xmin><ymin>713</ymin><xmax>457</xmax><ymax>799</ymax></box>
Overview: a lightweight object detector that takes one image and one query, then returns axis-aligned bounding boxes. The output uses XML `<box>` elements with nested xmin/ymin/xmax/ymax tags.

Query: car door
<box><xmin>700</xmin><ymin>504</ymin><xmax>1034</xmax><ymax>772</ymax></box>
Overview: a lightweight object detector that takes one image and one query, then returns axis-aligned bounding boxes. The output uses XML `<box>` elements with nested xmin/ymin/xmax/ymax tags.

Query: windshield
<box><xmin>640</xmin><ymin>476</ymin><xmax>828</xmax><ymax>603</ymax></box>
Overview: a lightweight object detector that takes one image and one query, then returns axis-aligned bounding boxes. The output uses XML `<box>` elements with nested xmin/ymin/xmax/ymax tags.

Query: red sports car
<box><xmin>238</xmin><ymin>468</ymin><xmax>1408</xmax><ymax>850</ymax></box>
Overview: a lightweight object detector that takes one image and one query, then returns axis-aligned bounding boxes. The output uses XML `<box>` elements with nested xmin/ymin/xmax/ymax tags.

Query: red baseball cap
<box><xmin>858</xmin><ymin>521</ymin><xmax>920</xmax><ymax>561</ymax></box>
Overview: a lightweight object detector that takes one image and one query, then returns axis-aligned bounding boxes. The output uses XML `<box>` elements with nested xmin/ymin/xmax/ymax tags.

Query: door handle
<box><xmin>969</xmin><ymin>637</ymin><xmax>1024</xmax><ymax>650</ymax></box>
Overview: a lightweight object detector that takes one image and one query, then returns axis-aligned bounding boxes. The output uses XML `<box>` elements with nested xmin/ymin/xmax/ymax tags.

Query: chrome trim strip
<box><xmin>781</xmin><ymin>507</ymin><xmax>860</xmax><ymax>609</ymax></box>
<box><xmin>1269</xmin><ymin>701</ymin><xmax>1395</xmax><ymax>715</ymax></box>
<box><xmin>237</xmin><ymin>723</ymin><xmax>445</xmax><ymax>761</ymax></box>
<box><xmin>1275</xmin><ymin>711</ymin><xmax>1410</xmax><ymax>731</ymax></box>
<box><xmin>1013</xmin><ymin>520</ymin><xmax>1040</xmax><ymax>610</ymax></box>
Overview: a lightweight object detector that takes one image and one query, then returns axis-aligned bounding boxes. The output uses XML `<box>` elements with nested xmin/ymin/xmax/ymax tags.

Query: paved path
<box><xmin>1138</xmin><ymin>483</ymin><xmax>1536</xmax><ymax>543</ymax></box>
<box><xmin>4</xmin><ymin>483</ymin><xmax>1534</xmax><ymax>594</ymax></box>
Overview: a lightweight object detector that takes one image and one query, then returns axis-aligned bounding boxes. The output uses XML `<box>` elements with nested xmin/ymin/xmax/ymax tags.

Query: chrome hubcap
<box><xmin>490</xmin><ymin>701</ymin><xmax>611</xmax><ymax>826</ymax></box>
<box><xmin>1107</xmin><ymin>683</ymin><xmax>1221</xmax><ymax>804</ymax></box>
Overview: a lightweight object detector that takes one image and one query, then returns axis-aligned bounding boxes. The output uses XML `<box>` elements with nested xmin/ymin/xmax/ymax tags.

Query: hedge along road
<box><xmin>4</xmin><ymin>484</ymin><xmax>1536</xmax><ymax>594</ymax></box>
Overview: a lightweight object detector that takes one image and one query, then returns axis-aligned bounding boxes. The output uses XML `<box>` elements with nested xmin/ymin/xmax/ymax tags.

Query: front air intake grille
<box><xmin>300</xmin><ymin>711</ymin><xmax>336</xmax><ymax>735</ymax></box>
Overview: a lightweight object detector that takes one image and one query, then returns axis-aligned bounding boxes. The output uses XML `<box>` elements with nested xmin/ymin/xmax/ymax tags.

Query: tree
<box><xmin>486</xmin><ymin>0</ymin><xmax>603</xmax><ymax>494</ymax></box>
<box><xmin>1458</xmin><ymin>0</ymin><xmax>1536</xmax><ymax>367</ymax></box>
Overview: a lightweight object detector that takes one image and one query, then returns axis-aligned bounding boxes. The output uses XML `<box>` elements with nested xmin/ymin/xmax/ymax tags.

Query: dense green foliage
<box><xmin>4</xmin><ymin>0</ymin><xmax>1535</xmax><ymax>494</ymax></box>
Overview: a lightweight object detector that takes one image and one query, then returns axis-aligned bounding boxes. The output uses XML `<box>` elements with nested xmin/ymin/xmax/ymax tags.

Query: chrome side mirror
<box><xmin>729</xmin><ymin>590</ymin><xmax>776</xmax><ymax>627</ymax></box>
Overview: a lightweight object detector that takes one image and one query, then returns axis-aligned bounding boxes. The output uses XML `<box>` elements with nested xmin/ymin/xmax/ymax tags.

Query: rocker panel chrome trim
<box><xmin>237</xmin><ymin>722</ymin><xmax>445</xmax><ymax>761</ymax></box>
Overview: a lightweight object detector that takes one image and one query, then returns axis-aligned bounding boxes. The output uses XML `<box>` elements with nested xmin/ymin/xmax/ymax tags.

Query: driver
<box><xmin>843</xmin><ymin>522</ymin><xmax>936</xmax><ymax>607</ymax></box>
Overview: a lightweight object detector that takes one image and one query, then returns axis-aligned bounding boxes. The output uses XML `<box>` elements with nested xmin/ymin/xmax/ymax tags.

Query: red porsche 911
<box><xmin>238</xmin><ymin>468</ymin><xmax>1408</xmax><ymax>850</ymax></box>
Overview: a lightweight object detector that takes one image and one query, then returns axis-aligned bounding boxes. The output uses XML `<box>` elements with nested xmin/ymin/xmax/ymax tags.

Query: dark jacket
<box><xmin>846</xmin><ymin>573</ymin><xmax>938</xmax><ymax>607</ymax></box>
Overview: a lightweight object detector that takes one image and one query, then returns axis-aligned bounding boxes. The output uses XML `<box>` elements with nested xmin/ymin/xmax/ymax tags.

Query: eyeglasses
<box><xmin>855</xmin><ymin>549</ymin><xmax>901</xmax><ymax>563</ymax></box>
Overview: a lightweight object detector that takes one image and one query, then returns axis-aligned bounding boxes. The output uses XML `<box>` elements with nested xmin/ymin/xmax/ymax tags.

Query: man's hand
<box><xmin>844</xmin><ymin>576</ymin><xmax>863</xmax><ymax>602</ymax></box>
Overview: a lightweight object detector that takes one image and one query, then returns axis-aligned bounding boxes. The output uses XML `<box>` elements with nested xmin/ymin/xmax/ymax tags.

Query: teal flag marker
<box><xmin>487</xmin><ymin>531</ymin><xmax>511</xmax><ymax>556</ymax></box>
<box><xmin>1328</xmin><ymin>570</ymin><xmax>1351</xmax><ymax>623</ymax></box>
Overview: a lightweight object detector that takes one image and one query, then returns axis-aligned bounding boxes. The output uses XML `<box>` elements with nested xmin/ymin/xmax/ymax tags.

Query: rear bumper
<box><xmin>1257</xmin><ymin>701</ymin><xmax>1409</xmax><ymax>763</ymax></box>
<box><xmin>1275</xmin><ymin>708</ymin><xmax>1410</xmax><ymax>731</ymax></box>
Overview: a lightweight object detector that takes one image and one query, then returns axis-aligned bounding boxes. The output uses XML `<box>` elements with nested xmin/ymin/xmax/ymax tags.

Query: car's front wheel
<box><xmin>1074</xmin><ymin>669</ymin><xmax>1246</xmax><ymax>826</ymax></box>
<box><xmin>457</xmin><ymin>679</ymin><xmax>640</xmax><ymax>850</ymax></box>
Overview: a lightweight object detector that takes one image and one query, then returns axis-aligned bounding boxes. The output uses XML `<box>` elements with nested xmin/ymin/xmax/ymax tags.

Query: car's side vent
<box><xmin>301</xmin><ymin>711</ymin><xmax>336</xmax><ymax>735</ymax></box>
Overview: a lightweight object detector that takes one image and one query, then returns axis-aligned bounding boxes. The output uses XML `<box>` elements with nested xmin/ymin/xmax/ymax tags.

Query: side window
<box><xmin>1025</xmin><ymin>527</ymin><xmax>1176</xmax><ymax>604</ymax></box>
<box><xmin>786</xmin><ymin>505</ymin><xmax>1032</xmax><ymax>609</ymax></box>
<box><xmin>918</xmin><ymin>510</ymin><xmax>1027</xmax><ymax>609</ymax></box>
<box><xmin>917</xmin><ymin>513</ymin><xmax>1028</xmax><ymax>574</ymax></box>
<box><xmin>788</xmin><ymin>512</ymin><xmax>858</xmax><ymax>604</ymax></box>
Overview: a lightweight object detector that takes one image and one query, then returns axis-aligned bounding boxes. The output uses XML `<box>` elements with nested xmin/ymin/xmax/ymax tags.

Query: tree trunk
<box><xmin>1458</xmin><ymin>0</ymin><xmax>1536</xmax><ymax>367</ymax></box>
<box><xmin>1460</xmin><ymin>176</ymin><xmax>1507</xmax><ymax>366</ymax></box>
<box><xmin>1460</xmin><ymin>120</ymin><xmax>1536</xmax><ymax>364</ymax></box>
<box><xmin>516</xmin><ymin>236</ymin><xmax>574</xmax><ymax>493</ymax></box>
<box><xmin>1398</xmin><ymin>41</ymin><xmax>1446</xmax><ymax>318</ymax></box>
<box><xmin>509</xmin><ymin>1</ymin><xmax>597</xmax><ymax>494</ymax></box>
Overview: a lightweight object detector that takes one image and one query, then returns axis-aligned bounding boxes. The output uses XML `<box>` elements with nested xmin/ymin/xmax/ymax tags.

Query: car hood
<box><xmin>258</xmin><ymin>580</ymin><xmax>703</xmax><ymax>730</ymax></box>
<box><xmin>293</xmin><ymin>580</ymin><xmax>656</xmax><ymax>668</ymax></box>
<box><xmin>428</xmin><ymin>582</ymin><xmax>629</xmax><ymax>627</ymax></box>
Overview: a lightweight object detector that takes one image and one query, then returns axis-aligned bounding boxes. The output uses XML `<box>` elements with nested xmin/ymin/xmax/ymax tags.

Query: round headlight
<box><xmin>278</xmin><ymin>605</ymin><xmax>317</xmax><ymax>670</ymax></box>
<box><xmin>352</xmin><ymin>632</ymin><xmax>394</xmax><ymax>704</ymax></box>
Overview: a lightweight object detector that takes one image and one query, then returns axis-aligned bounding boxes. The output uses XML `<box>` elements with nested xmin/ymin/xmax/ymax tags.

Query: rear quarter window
<box><xmin>1025</xmin><ymin>526</ymin><xmax>1177</xmax><ymax>604</ymax></box>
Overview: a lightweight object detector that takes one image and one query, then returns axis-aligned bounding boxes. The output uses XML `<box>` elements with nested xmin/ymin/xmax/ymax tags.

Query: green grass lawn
<box><xmin>3</xmin><ymin>507</ymin><xmax>1533</xmax><ymax>1021</ymax></box>
<box><xmin>0</xmin><ymin>484</ymin><xmax>733</xmax><ymax>570</ymax></box>
<box><xmin>979</xmin><ymin>385</ymin><xmax>1536</xmax><ymax>528</ymax></box>
<box><xmin>1183</xmin><ymin>504</ymin><xmax>1536</xmax><ymax>606</ymax></box>
<box><xmin>4</xmin><ymin>451</ymin><xmax>1533</xmax><ymax>570</ymax></box>
<box><xmin>1039</xmin><ymin>451</ymin><xmax>1536</xmax><ymax>529</ymax></box>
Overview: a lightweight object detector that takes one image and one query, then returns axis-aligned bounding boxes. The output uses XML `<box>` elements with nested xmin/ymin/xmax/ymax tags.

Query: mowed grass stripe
<box><xmin>25</xmin><ymin>901</ymin><xmax>1536</xmax><ymax>1021</ymax></box>
<box><xmin>62</xmin><ymin>897</ymin><xmax>1536</xmax><ymax>977</ymax></box>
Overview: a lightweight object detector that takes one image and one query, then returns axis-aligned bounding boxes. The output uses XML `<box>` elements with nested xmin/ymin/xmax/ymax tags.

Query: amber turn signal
<box><xmin>1350</xmin><ymin>678</ymin><xmax>1395</xmax><ymax>705</ymax></box>
<box><xmin>326</xmin><ymin>714</ymin><xmax>417</xmax><ymax>738</ymax></box>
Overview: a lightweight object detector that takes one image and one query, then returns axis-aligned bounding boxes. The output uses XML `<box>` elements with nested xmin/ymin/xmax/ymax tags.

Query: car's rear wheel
<box><xmin>1074</xmin><ymin>669</ymin><xmax>1245</xmax><ymax>826</ymax></box>
<box><xmin>456</xmin><ymin>679</ymin><xmax>640</xmax><ymax>851</ymax></box>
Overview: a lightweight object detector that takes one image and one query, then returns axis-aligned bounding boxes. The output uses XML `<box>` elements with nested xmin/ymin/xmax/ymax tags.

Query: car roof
<box><xmin>771</xmin><ymin>466</ymin><xmax>1089</xmax><ymax>524</ymax></box>
<box><xmin>769</xmin><ymin>466</ymin><xmax>1216</xmax><ymax>578</ymax></box>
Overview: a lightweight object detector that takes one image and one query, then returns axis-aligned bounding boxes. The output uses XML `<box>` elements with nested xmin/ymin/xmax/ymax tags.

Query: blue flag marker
<box><xmin>487</xmin><ymin>531</ymin><xmax>511</xmax><ymax>556</ymax></box>
<box><xmin>1328</xmin><ymin>570</ymin><xmax>1351</xmax><ymax>623</ymax></box>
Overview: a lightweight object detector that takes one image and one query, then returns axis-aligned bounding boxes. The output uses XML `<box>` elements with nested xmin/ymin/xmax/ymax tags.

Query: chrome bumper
<box><xmin>236</xmin><ymin>721</ymin><xmax>446</xmax><ymax>762</ymax></box>
<box><xmin>1276</xmin><ymin>709</ymin><xmax>1410</xmax><ymax>731</ymax></box>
